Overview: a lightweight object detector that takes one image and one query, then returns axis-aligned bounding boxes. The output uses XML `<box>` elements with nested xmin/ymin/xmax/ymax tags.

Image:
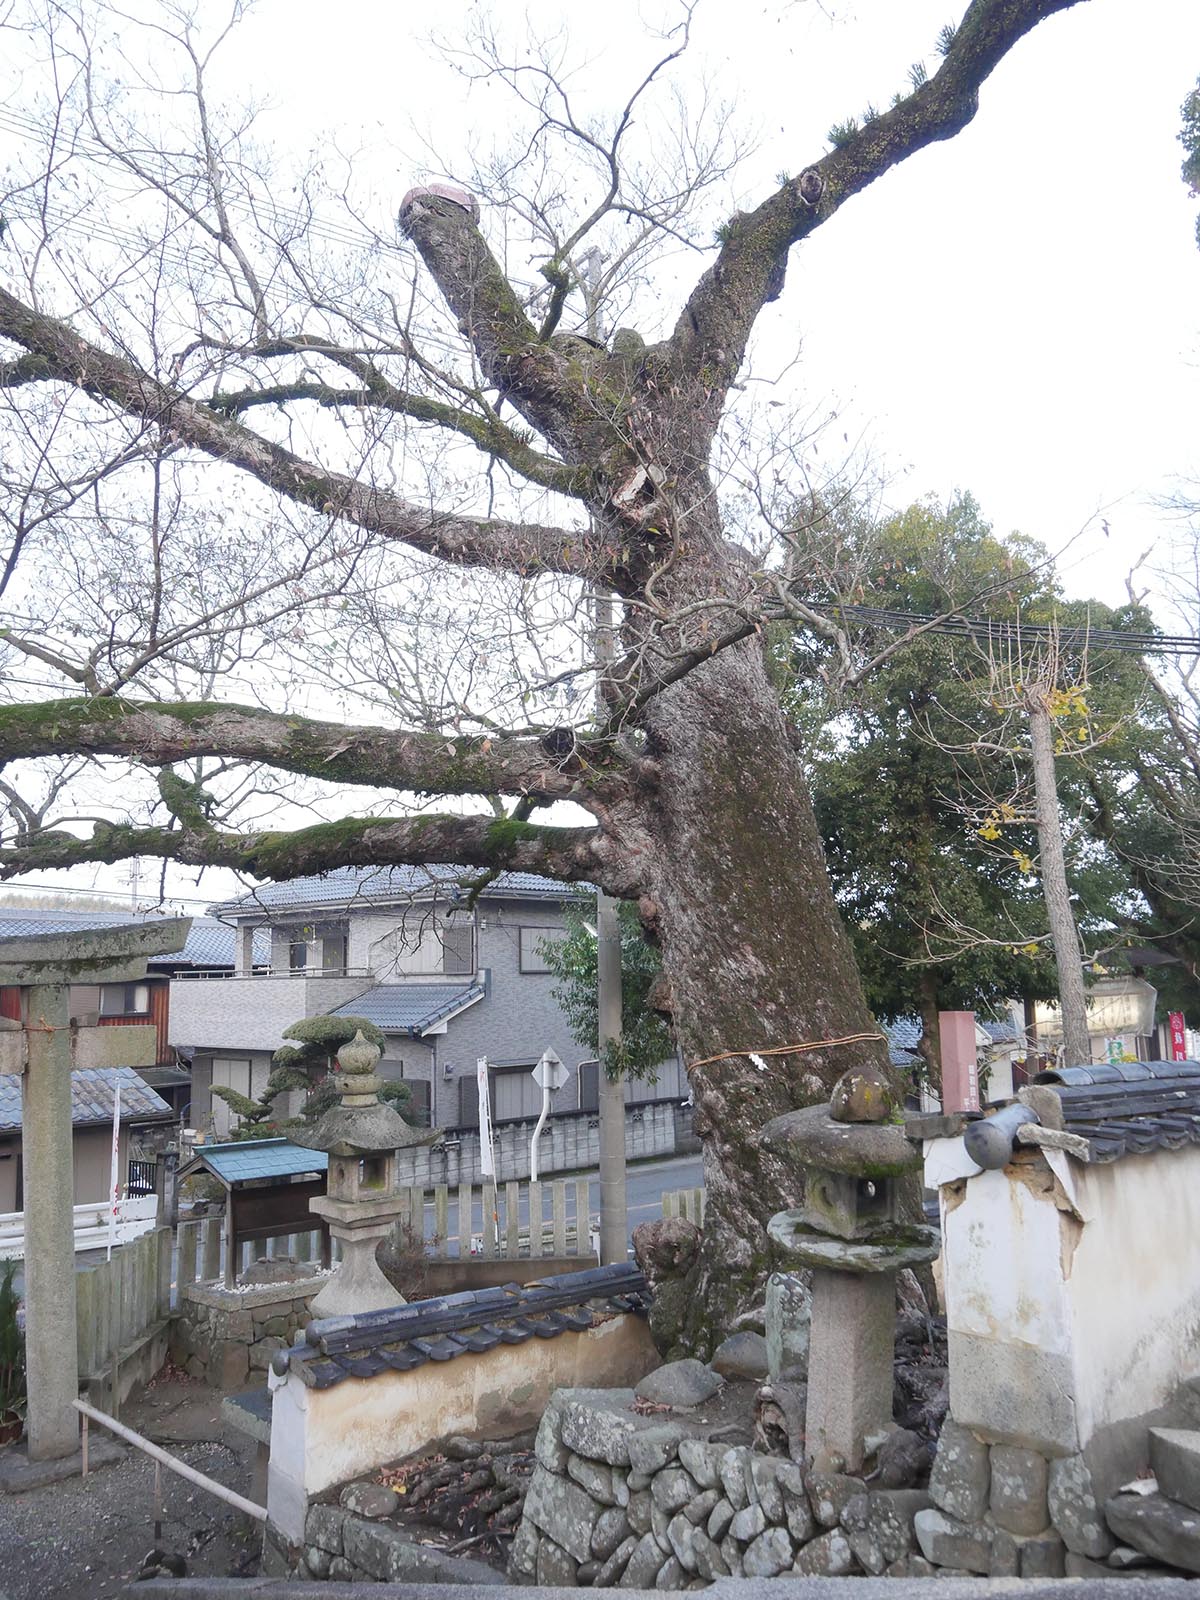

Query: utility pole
<box><xmin>578</xmin><ymin>245</ymin><xmax>628</xmax><ymax>1263</ymax></box>
<box><xmin>594</xmin><ymin>591</ymin><xmax>629</xmax><ymax>1263</ymax></box>
<box><xmin>1026</xmin><ymin>687</ymin><xmax>1092</xmax><ymax>1068</ymax></box>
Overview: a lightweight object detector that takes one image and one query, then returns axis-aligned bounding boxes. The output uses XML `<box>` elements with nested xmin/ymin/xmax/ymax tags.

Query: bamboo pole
<box><xmin>73</xmin><ymin>1399</ymin><xmax>266</xmax><ymax>1521</ymax></box>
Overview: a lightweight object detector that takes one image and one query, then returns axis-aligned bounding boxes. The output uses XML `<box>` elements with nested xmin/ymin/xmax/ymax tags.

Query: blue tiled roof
<box><xmin>0</xmin><ymin>1066</ymin><xmax>173</xmax><ymax>1134</ymax></box>
<box><xmin>981</xmin><ymin>1017</ymin><xmax>1021</xmax><ymax>1045</ymax></box>
<box><xmin>0</xmin><ymin>909</ymin><xmax>268</xmax><ymax>968</ymax></box>
<box><xmin>188</xmin><ymin>1137</ymin><xmax>328</xmax><ymax>1184</ymax></box>
<box><xmin>333</xmin><ymin>983</ymin><xmax>485</xmax><ymax>1035</ymax></box>
<box><xmin>883</xmin><ymin>1014</ymin><xmax>1019</xmax><ymax>1067</ymax></box>
<box><xmin>210</xmin><ymin>865</ymin><xmax>578</xmax><ymax>918</ymax></box>
<box><xmin>883</xmin><ymin>1017</ymin><xmax>923</xmax><ymax>1066</ymax></box>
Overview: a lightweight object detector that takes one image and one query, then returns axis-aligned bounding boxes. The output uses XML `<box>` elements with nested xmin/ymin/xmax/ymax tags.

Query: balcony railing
<box><xmin>173</xmin><ymin>966</ymin><xmax>375</xmax><ymax>981</ymax></box>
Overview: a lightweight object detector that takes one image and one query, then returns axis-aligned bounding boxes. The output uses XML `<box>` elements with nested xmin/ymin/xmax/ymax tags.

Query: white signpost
<box><xmin>529</xmin><ymin>1047</ymin><xmax>568</xmax><ymax>1182</ymax></box>
<box><xmin>476</xmin><ymin>1057</ymin><xmax>495</xmax><ymax>1179</ymax></box>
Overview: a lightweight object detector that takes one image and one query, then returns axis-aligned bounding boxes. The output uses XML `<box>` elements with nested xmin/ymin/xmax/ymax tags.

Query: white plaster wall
<box><xmin>1065</xmin><ymin>1146</ymin><xmax>1200</xmax><ymax>1444</ymax></box>
<box><xmin>939</xmin><ymin>1145</ymin><xmax>1200</xmax><ymax>1455</ymax></box>
<box><xmin>942</xmin><ymin>1164</ymin><xmax>1073</xmax><ymax>1354</ymax></box>
<box><xmin>267</xmin><ymin>1312</ymin><xmax>658</xmax><ymax>1544</ymax></box>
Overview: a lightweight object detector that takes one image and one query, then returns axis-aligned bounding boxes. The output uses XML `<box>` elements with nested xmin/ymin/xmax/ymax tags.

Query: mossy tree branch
<box><xmin>668</xmin><ymin>0</ymin><xmax>1085</xmax><ymax>404</ymax></box>
<box><xmin>207</xmin><ymin>376</ymin><xmax>590</xmax><ymax>500</ymax></box>
<box><xmin>0</xmin><ymin>696</ymin><xmax>627</xmax><ymax>807</ymax></box>
<box><xmin>0</xmin><ymin>809</ymin><xmax>619</xmax><ymax>891</ymax></box>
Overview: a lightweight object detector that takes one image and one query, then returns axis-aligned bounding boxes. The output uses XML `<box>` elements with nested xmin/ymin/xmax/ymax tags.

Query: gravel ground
<box><xmin>0</xmin><ymin>1375</ymin><xmax>262</xmax><ymax>1599</ymax></box>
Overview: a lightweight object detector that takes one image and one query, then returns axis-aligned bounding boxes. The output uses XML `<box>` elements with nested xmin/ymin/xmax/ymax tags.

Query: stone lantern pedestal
<box><xmin>296</xmin><ymin>1031</ymin><xmax>437</xmax><ymax>1319</ymax></box>
<box><xmin>762</xmin><ymin>1102</ymin><xmax>938</xmax><ymax>1471</ymax></box>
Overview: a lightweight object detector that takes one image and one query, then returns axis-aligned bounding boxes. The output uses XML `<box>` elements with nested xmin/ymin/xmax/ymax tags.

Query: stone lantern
<box><xmin>298</xmin><ymin>1030</ymin><xmax>435</xmax><ymax>1318</ymax></box>
<box><xmin>761</xmin><ymin>1072</ymin><xmax>939</xmax><ymax>1472</ymax></box>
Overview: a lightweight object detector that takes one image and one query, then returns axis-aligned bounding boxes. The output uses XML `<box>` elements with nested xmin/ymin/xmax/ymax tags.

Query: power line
<box><xmin>813</xmin><ymin>604</ymin><xmax>1200</xmax><ymax>657</ymax></box>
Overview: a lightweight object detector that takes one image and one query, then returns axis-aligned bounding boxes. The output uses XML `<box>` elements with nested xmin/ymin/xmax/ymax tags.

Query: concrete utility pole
<box><xmin>0</xmin><ymin>919</ymin><xmax>191</xmax><ymax>1460</ymax></box>
<box><xmin>578</xmin><ymin>249</ymin><xmax>628</xmax><ymax>1264</ymax></box>
<box><xmin>21</xmin><ymin>979</ymin><xmax>75</xmax><ymax>1459</ymax></box>
<box><xmin>594</xmin><ymin>588</ymin><xmax>629</xmax><ymax>1265</ymax></box>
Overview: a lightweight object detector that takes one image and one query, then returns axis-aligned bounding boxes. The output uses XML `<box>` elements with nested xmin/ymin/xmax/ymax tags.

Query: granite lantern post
<box><xmin>762</xmin><ymin>1068</ymin><xmax>938</xmax><ymax>1472</ymax></box>
<box><xmin>301</xmin><ymin>1030</ymin><xmax>436</xmax><ymax>1319</ymax></box>
<box><xmin>0</xmin><ymin>920</ymin><xmax>191</xmax><ymax>1460</ymax></box>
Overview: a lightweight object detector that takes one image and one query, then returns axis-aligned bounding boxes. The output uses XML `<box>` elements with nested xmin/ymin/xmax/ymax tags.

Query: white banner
<box><xmin>476</xmin><ymin>1056</ymin><xmax>495</xmax><ymax>1178</ymax></box>
<box><xmin>107</xmin><ymin>1078</ymin><xmax>122</xmax><ymax>1261</ymax></box>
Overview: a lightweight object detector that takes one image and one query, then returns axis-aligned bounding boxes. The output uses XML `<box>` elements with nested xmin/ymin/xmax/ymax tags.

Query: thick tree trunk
<box><xmin>639</xmin><ymin>633</ymin><xmax>891</xmax><ymax>1353</ymax></box>
<box><xmin>916</xmin><ymin>972</ymin><xmax>943</xmax><ymax>1097</ymax></box>
<box><xmin>1027</xmin><ymin>696</ymin><xmax>1091</xmax><ymax>1068</ymax></box>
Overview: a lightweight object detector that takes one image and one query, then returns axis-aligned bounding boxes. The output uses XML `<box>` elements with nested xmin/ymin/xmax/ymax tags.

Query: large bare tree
<box><xmin>0</xmin><ymin>0</ymin><xmax>1083</xmax><ymax>1345</ymax></box>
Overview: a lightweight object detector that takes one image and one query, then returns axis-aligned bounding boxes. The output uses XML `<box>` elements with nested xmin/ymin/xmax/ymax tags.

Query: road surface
<box><xmin>422</xmin><ymin>1150</ymin><xmax>704</xmax><ymax>1253</ymax></box>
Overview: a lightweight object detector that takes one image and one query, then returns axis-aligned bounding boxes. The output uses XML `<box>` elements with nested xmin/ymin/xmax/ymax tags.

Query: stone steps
<box><xmin>1100</xmin><ymin>1427</ymin><xmax>1200</xmax><ymax>1577</ymax></box>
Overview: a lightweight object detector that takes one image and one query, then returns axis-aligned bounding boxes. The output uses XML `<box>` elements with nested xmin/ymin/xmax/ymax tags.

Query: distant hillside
<box><xmin>0</xmin><ymin>891</ymin><xmax>138</xmax><ymax>914</ymax></box>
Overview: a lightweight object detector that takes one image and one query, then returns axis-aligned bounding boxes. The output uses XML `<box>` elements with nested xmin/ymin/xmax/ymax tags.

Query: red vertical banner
<box><xmin>1169</xmin><ymin>1011</ymin><xmax>1188</xmax><ymax>1061</ymax></box>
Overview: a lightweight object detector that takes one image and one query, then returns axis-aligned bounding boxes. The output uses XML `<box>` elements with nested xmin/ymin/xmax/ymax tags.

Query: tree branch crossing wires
<box><xmin>814</xmin><ymin>604</ymin><xmax>1200</xmax><ymax>658</ymax></box>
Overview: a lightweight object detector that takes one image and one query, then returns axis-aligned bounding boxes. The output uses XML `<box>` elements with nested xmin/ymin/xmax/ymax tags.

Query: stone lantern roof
<box><xmin>291</xmin><ymin>1029</ymin><xmax>439</xmax><ymax>1156</ymax></box>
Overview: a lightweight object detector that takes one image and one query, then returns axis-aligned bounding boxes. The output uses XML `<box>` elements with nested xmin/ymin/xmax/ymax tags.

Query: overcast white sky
<box><xmin>4</xmin><ymin>0</ymin><xmax>1200</xmax><ymax>909</ymax></box>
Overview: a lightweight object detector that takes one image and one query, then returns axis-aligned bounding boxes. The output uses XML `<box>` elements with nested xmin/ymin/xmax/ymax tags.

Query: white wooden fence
<box><xmin>0</xmin><ymin>1194</ymin><xmax>158</xmax><ymax>1260</ymax></box>
<box><xmin>662</xmin><ymin>1186</ymin><xmax>705</xmax><ymax>1224</ymax></box>
<box><xmin>400</xmin><ymin>1176</ymin><xmax>598</xmax><ymax>1260</ymax></box>
<box><xmin>173</xmin><ymin>1175</ymin><xmax>597</xmax><ymax>1291</ymax></box>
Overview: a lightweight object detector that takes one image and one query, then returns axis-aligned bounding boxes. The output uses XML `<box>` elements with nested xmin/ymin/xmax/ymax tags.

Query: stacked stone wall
<box><xmin>170</xmin><ymin>1277</ymin><xmax>324</xmax><ymax>1388</ymax></box>
<box><xmin>509</xmin><ymin>1387</ymin><xmax>939</xmax><ymax>1585</ymax></box>
<box><xmin>507</xmin><ymin>1386</ymin><xmax>1200</xmax><ymax>1585</ymax></box>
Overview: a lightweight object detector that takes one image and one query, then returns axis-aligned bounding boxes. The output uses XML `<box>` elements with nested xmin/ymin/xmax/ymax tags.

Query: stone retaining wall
<box><xmin>510</xmin><ymin>1385</ymin><xmax>1200</xmax><ymax>1585</ymax></box>
<box><xmin>170</xmin><ymin>1276</ymin><xmax>326</xmax><ymax>1389</ymax></box>
<box><xmin>293</xmin><ymin>1500</ymin><xmax>504</xmax><ymax>1585</ymax></box>
<box><xmin>510</xmin><ymin>1387</ymin><xmax>940</xmax><ymax>1585</ymax></box>
<box><xmin>922</xmin><ymin>1413</ymin><xmax>1200</xmax><ymax>1580</ymax></box>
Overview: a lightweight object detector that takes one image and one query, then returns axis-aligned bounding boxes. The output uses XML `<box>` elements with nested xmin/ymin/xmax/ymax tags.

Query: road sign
<box><xmin>532</xmin><ymin>1048</ymin><xmax>568</xmax><ymax>1092</ymax></box>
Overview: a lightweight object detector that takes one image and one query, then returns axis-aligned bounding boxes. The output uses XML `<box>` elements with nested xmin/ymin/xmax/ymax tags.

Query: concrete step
<box><xmin>1148</xmin><ymin>1427</ymin><xmax>1200</xmax><ymax>1512</ymax></box>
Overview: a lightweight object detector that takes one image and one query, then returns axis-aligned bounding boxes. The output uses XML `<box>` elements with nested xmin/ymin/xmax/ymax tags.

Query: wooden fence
<box><xmin>74</xmin><ymin>1225</ymin><xmax>172</xmax><ymax>1399</ymax></box>
<box><xmin>399</xmin><ymin>1176</ymin><xmax>597</xmax><ymax>1261</ymax></box>
<box><xmin>662</xmin><ymin>1186</ymin><xmax>706</xmax><ymax>1224</ymax></box>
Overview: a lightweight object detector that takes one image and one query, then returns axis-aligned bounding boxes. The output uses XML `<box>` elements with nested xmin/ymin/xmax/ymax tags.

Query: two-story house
<box><xmin>170</xmin><ymin>866</ymin><xmax>686</xmax><ymax>1137</ymax></box>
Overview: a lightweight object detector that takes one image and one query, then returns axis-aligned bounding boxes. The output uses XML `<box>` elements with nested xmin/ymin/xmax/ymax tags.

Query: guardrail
<box><xmin>0</xmin><ymin>1193</ymin><xmax>158</xmax><ymax>1259</ymax></box>
<box><xmin>76</xmin><ymin>1397</ymin><xmax>266</xmax><ymax>1522</ymax></box>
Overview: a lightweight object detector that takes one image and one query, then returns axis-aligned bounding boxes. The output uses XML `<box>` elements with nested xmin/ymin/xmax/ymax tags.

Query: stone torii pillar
<box><xmin>0</xmin><ymin>919</ymin><xmax>191</xmax><ymax>1460</ymax></box>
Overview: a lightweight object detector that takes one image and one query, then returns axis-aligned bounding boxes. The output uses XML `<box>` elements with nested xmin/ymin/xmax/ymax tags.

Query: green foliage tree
<box><xmin>1181</xmin><ymin>76</ymin><xmax>1200</xmax><ymax>246</ymax></box>
<box><xmin>540</xmin><ymin>898</ymin><xmax>675</xmax><ymax>1079</ymax></box>
<box><xmin>790</xmin><ymin>493</ymin><xmax>1154</xmax><ymax>1080</ymax></box>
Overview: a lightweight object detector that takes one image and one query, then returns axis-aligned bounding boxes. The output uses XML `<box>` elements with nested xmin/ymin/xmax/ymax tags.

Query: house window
<box><xmin>519</xmin><ymin>926</ymin><xmax>562</xmax><ymax>974</ymax></box>
<box><xmin>321</xmin><ymin>929</ymin><xmax>348</xmax><ymax>973</ymax></box>
<box><xmin>99</xmin><ymin>982</ymin><xmax>150</xmax><ymax>1017</ymax></box>
<box><xmin>288</xmin><ymin>938</ymin><xmax>309</xmax><ymax>972</ymax></box>
<box><xmin>441</xmin><ymin>918</ymin><xmax>475</xmax><ymax>977</ymax></box>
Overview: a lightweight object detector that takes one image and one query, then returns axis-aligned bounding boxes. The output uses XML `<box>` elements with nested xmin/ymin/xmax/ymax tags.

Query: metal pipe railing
<box><xmin>74</xmin><ymin>1397</ymin><xmax>267</xmax><ymax>1522</ymax></box>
